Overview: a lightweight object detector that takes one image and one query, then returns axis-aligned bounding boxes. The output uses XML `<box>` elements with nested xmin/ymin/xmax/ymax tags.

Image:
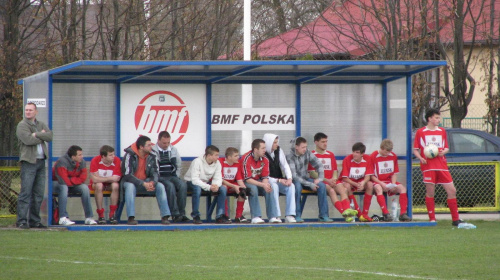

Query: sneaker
<box><xmin>383</xmin><ymin>213</ymin><xmax>393</xmax><ymax>222</ymax></box>
<box><xmin>399</xmin><ymin>213</ymin><xmax>412</xmax><ymax>222</ymax></box>
<box><xmin>234</xmin><ymin>216</ymin><xmax>249</xmax><ymax>223</ymax></box>
<box><xmin>59</xmin><ymin>217</ymin><xmax>75</xmax><ymax>226</ymax></box>
<box><xmin>269</xmin><ymin>217</ymin><xmax>282</xmax><ymax>223</ymax></box>
<box><xmin>109</xmin><ymin>217</ymin><xmax>118</xmax><ymax>224</ymax></box>
<box><xmin>85</xmin><ymin>218</ymin><xmax>97</xmax><ymax>225</ymax></box>
<box><xmin>452</xmin><ymin>219</ymin><xmax>465</xmax><ymax>226</ymax></box>
<box><xmin>98</xmin><ymin>217</ymin><xmax>106</xmax><ymax>225</ymax></box>
<box><xmin>180</xmin><ymin>216</ymin><xmax>191</xmax><ymax>222</ymax></box>
<box><xmin>251</xmin><ymin>217</ymin><xmax>265</xmax><ymax>224</ymax></box>
<box><xmin>295</xmin><ymin>216</ymin><xmax>304</xmax><ymax>223</ymax></box>
<box><xmin>29</xmin><ymin>223</ymin><xmax>48</xmax><ymax>229</ymax></box>
<box><xmin>161</xmin><ymin>216</ymin><xmax>171</xmax><ymax>225</ymax></box>
<box><xmin>345</xmin><ymin>216</ymin><xmax>355</xmax><ymax>223</ymax></box>
<box><xmin>285</xmin><ymin>216</ymin><xmax>296</xmax><ymax>223</ymax></box>
<box><xmin>347</xmin><ymin>209</ymin><xmax>358</xmax><ymax>217</ymax></box>
<box><xmin>17</xmin><ymin>223</ymin><xmax>30</xmax><ymax>229</ymax></box>
<box><xmin>318</xmin><ymin>217</ymin><xmax>333</xmax><ymax>223</ymax></box>
<box><xmin>430</xmin><ymin>219</ymin><xmax>437</xmax><ymax>223</ymax></box>
<box><xmin>127</xmin><ymin>216</ymin><xmax>138</xmax><ymax>225</ymax></box>
<box><xmin>193</xmin><ymin>216</ymin><xmax>202</xmax><ymax>224</ymax></box>
<box><xmin>359</xmin><ymin>215</ymin><xmax>373</xmax><ymax>222</ymax></box>
<box><xmin>216</xmin><ymin>215</ymin><xmax>232</xmax><ymax>224</ymax></box>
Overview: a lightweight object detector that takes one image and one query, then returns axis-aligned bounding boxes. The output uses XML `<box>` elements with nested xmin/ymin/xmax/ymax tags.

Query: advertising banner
<box><xmin>211</xmin><ymin>108</ymin><xmax>295</xmax><ymax>130</ymax></box>
<box><xmin>120</xmin><ymin>84</ymin><xmax>206</xmax><ymax>157</ymax></box>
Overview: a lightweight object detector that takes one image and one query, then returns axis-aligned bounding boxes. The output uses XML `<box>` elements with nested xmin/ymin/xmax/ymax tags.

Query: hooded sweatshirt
<box><xmin>184</xmin><ymin>155</ymin><xmax>222</xmax><ymax>191</ymax></box>
<box><xmin>286</xmin><ymin>137</ymin><xmax>324</xmax><ymax>188</ymax></box>
<box><xmin>263</xmin><ymin>133</ymin><xmax>292</xmax><ymax>180</ymax></box>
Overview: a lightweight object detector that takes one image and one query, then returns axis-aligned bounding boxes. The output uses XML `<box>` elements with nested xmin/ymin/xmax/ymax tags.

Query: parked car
<box><xmin>412</xmin><ymin>128</ymin><xmax>500</xmax><ymax>208</ymax></box>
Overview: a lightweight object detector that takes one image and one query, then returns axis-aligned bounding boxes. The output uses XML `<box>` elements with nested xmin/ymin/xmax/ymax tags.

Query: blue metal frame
<box><xmin>18</xmin><ymin>60</ymin><xmax>447</xmax><ymax>228</ymax></box>
<box><xmin>406</xmin><ymin>75</ymin><xmax>413</xmax><ymax>217</ymax></box>
<box><xmin>47</xmin><ymin>74</ymin><xmax>54</xmax><ymax>226</ymax></box>
<box><xmin>115</xmin><ymin>83</ymin><xmax>121</xmax><ymax>153</ymax></box>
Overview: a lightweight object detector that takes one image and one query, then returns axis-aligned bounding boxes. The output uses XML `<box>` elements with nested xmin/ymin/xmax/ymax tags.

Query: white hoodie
<box><xmin>184</xmin><ymin>155</ymin><xmax>222</xmax><ymax>191</ymax></box>
<box><xmin>263</xmin><ymin>133</ymin><xmax>293</xmax><ymax>179</ymax></box>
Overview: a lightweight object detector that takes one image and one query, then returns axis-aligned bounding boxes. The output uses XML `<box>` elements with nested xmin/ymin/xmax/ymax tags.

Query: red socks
<box><xmin>334</xmin><ymin>201</ymin><xmax>344</xmax><ymax>214</ymax></box>
<box><xmin>376</xmin><ymin>195</ymin><xmax>389</xmax><ymax>214</ymax></box>
<box><xmin>362</xmin><ymin>194</ymin><xmax>373</xmax><ymax>216</ymax></box>
<box><xmin>96</xmin><ymin>208</ymin><xmax>105</xmax><ymax>218</ymax></box>
<box><xmin>447</xmin><ymin>198</ymin><xmax>460</xmax><ymax>221</ymax></box>
<box><xmin>349</xmin><ymin>195</ymin><xmax>360</xmax><ymax>215</ymax></box>
<box><xmin>341</xmin><ymin>199</ymin><xmax>350</xmax><ymax>212</ymax></box>
<box><xmin>399</xmin><ymin>194</ymin><xmax>408</xmax><ymax>214</ymax></box>
<box><xmin>235</xmin><ymin>200</ymin><xmax>245</xmax><ymax>218</ymax></box>
<box><xmin>109</xmin><ymin>205</ymin><xmax>118</xmax><ymax>219</ymax></box>
<box><xmin>425</xmin><ymin>197</ymin><xmax>436</xmax><ymax>221</ymax></box>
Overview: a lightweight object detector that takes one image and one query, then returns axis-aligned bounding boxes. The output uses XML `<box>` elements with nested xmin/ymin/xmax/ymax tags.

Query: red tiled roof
<box><xmin>253</xmin><ymin>0</ymin><xmax>499</xmax><ymax>58</ymax></box>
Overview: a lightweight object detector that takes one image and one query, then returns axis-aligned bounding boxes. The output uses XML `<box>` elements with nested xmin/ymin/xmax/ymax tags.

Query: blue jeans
<box><xmin>123</xmin><ymin>182</ymin><xmax>171</xmax><ymax>218</ymax></box>
<box><xmin>269</xmin><ymin>178</ymin><xmax>296</xmax><ymax>217</ymax></box>
<box><xmin>53</xmin><ymin>182</ymin><xmax>93</xmax><ymax>219</ymax></box>
<box><xmin>294</xmin><ymin>178</ymin><xmax>329</xmax><ymax>219</ymax></box>
<box><xmin>159</xmin><ymin>176</ymin><xmax>187</xmax><ymax>216</ymax></box>
<box><xmin>244</xmin><ymin>181</ymin><xmax>276</xmax><ymax>219</ymax></box>
<box><xmin>17</xmin><ymin>159</ymin><xmax>46</xmax><ymax>226</ymax></box>
<box><xmin>187</xmin><ymin>181</ymin><xmax>227</xmax><ymax>218</ymax></box>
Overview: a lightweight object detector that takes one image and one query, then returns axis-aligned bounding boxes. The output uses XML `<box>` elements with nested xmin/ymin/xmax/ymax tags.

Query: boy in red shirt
<box><xmin>219</xmin><ymin>147</ymin><xmax>248</xmax><ymax>223</ymax></box>
<box><xmin>89</xmin><ymin>145</ymin><xmax>122</xmax><ymax>224</ymax></box>
<box><xmin>370</xmin><ymin>139</ymin><xmax>411</xmax><ymax>222</ymax></box>
<box><xmin>413</xmin><ymin>108</ymin><xmax>464</xmax><ymax>226</ymax></box>
<box><xmin>338</xmin><ymin>142</ymin><xmax>374</xmax><ymax>222</ymax></box>
<box><xmin>310</xmin><ymin>133</ymin><xmax>357</xmax><ymax>222</ymax></box>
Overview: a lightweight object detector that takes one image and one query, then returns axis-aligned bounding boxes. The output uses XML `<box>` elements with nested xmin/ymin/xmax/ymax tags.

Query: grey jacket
<box><xmin>151</xmin><ymin>144</ymin><xmax>182</xmax><ymax>178</ymax></box>
<box><xmin>121</xmin><ymin>145</ymin><xmax>159</xmax><ymax>187</ymax></box>
<box><xmin>286</xmin><ymin>137</ymin><xmax>324</xmax><ymax>188</ymax></box>
<box><xmin>16</xmin><ymin>118</ymin><xmax>53</xmax><ymax>164</ymax></box>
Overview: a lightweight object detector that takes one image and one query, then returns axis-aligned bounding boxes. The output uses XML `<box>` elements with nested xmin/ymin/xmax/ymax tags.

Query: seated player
<box><xmin>370</xmin><ymin>139</ymin><xmax>411</xmax><ymax>222</ymax></box>
<box><xmin>219</xmin><ymin>147</ymin><xmax>248</xmax><ymax>223</ymax></box>
<box><xmin>338</xmin><ymin>142</ymin><xmax>375</xmax><ymax>222</ymax></box>
<box><xmin>309</xmin><ymin>132</ymin><xmax>357</xmax><ymax>222</ymax></box>
<box><xmin>89</xmin><ymin>145</ymin><xmax>121</xmax><ymax>224</ymax></box>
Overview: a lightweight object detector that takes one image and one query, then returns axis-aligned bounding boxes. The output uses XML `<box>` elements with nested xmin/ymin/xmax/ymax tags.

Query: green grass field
<box><xmin>0</xmin><ymin>219</ymin><xmax>499</xmax><ymax>280</ymax></box>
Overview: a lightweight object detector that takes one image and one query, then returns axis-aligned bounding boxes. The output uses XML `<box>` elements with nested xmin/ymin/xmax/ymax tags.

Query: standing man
<box><xmin>122</xmin><ymin>136</ymin><xmax>171</xmax><ymax>225</ymax></box>
<box><xmin>263</xmin><ymin>133</ymin><xmax>296</xmax><ymax>223</ymax></box>
<box><xmin>184</xmin><ymin>145</ymin><xmax>229</xmax><ymax>224</ymax></box>
<box><xmin>89</xmin><ymin>145</ymin><xmax>121</xmax><ymax>224</ymax></box>
<box><xmin>287</xmin><ymin>137</ymin><xmax>332</xmax><ymax>223</ymax></box>
<box><xmin>53</xmin><ymin>145</ymin><xmax>97</xmax><ymax>225</ymax></box>
<box><xmin>241</xmin><ymin>139</ymin><xmax>279</xmax><ymax>224</ymax></box>
<box><xmin>152</xmin><ymin>131</ymin><xmax>189</xmax><ymax>223</ymax></box>
<box><xmin>16</xmin><ymin>102</ymin><xmax>53</xmax><ymax>229</ymax></box>
<box><xmin>413</xmin><ymin>108</ymin><xmax>464</xmax><ymax>226</ymax></box>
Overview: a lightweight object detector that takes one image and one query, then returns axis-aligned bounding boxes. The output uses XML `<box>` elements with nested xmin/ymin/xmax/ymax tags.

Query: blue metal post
<box><xmin>115</xmin><ymin>83</ymin><xmax>121</xmax><ymax>153</ymax></box>
<box><xmin>382</xmin><ymin>82</ymin><xmax>388</xmax><ymax>139</ymax></box>
<box><xmin>47</xmin><ymin>74</ymin><xmax>54</xmax><ymax>226</ymax></box>
<box><xmin>206</xmin><ymin>84</ymin><xmax>212</xmax><ymax>145</ymax></box>
<box><xmin>406</xmin><ymin>76</ymin><xmax>413</xmax><ymax>217</ymax></box>
<box><xmin>295</xmin><ymin>84</ymin><xmax>301</xmax><ymax>136</ymax></box>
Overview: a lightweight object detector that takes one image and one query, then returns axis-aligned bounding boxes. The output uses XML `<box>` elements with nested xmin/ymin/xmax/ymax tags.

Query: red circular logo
<box><xmin>134</xmin><ymin>90</ymin><xmax>189</xmax><ymax>145</ymax></box>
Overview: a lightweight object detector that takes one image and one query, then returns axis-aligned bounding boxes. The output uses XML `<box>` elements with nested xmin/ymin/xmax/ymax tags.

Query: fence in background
<box><xmin>412</xmin><ymin>162</ymin><xmax>500</xmax><ymax>213</ymax></box>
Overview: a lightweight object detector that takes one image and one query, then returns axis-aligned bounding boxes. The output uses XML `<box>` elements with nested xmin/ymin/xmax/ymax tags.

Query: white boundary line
<box><xmin>0</xmin><ymin>256</ymin><xmax>450</xmax><ymax>280</ymax></box>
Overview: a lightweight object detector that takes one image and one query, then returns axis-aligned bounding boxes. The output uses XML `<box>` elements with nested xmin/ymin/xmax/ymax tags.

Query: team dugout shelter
<box><xmin>19</xmin><ymin>60</ymin><xmax>445</xmax><ymax>227</ymax></box>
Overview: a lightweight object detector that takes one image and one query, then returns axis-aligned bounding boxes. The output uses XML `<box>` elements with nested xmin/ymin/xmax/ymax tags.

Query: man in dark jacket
<box><xmin>16</xmin><ymin>102</ymin><xmax>53</xmax><ymax>229</ymax></box>
<box><xmin>121</xmin><ymin>135</ymin><xmax>170</xmax><ymax>225</ymax></box>
<box><xmin>53</xmin><ymin>145</ymin><xmax>96</xmax><ymax>226</ymax></box>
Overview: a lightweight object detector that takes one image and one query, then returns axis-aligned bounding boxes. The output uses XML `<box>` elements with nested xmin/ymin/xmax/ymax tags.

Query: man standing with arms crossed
<box><xmin>16</xmin><ymin>102</ymin><xmax>53</xmax><ymax>229</ymax></box>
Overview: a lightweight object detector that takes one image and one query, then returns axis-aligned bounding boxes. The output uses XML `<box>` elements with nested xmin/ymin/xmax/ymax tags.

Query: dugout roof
<box><xmin>33</xmin><ymin>60</ymin><xmax>445</xmax><ymax>84</ymax></box>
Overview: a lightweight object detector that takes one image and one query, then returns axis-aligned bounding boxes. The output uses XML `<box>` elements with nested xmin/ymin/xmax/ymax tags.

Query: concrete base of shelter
<box><xmin>55</xmin><ymin>221</ymin><xmax>436</xmax><ymax>231</ymax></box>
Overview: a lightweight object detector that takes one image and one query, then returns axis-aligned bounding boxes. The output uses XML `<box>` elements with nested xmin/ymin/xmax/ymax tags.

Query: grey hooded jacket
<box><xmin>286</xmin><ymin>137</ymin><xmax>324</xmax><ymax>188</ymax></box>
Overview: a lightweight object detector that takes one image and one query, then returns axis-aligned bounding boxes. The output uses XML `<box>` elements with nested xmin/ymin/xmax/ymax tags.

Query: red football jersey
<box><xmin>219</xmin><ymin>158</ymin><xmax>243</xmax><ymax>184</ymax></box>
<box><xmin>370</xmin><ymin>150</ymin><xmax>399</xmax><ymax>181</ymax></box>
<box><xmin>413</xmin><ymin>126</ymin><xmax>449</xmax><ymax>171</ymax></box>
<box><xmin>340</xmin><ymin>154</ymin><xmax>374</xmax><ymax>183</ymax></box>
<box><xmin>240</xmin><ymin>150</ymin><xmax>270</xmax><ymax>181</ymax></box>
<box><xmin>89</xmin><ymin>155</ymin><xmax>122</xmax><ymax>186</ymax></box>
<box><xmin>309</xmin><ymin>150</ymin><xmax>338</xmax><ymax>180</ymax></box>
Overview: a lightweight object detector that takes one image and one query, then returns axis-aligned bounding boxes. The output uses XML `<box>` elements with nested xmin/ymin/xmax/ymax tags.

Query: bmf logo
<box><xmin>134</xmin><ymin>90</ymin><xmax>189</xmax><ymax>145</ymax></box>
